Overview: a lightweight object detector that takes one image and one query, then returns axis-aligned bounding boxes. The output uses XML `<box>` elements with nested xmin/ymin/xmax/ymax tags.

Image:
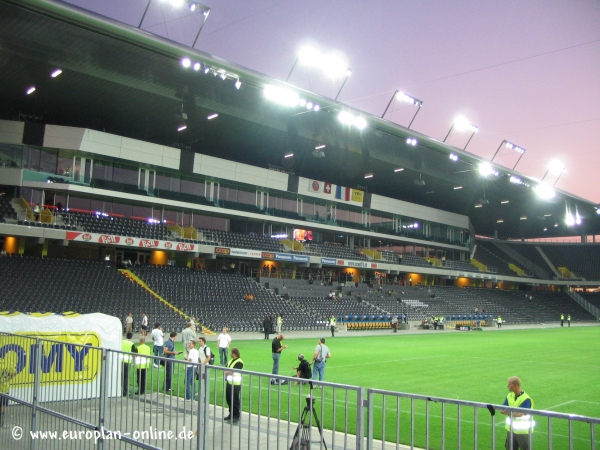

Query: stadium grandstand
<box><xmin>0</xmin><ymin>0</ymin><xmax>599</xmax><ymax>449</ymax></box>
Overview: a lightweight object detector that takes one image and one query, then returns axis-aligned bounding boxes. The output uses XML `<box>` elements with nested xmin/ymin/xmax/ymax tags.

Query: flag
<box><xmin>335</xmin><ymin>185</ymin><xmax>351</xmax><ymax>201</ymax></box>
<box><xmin>345</xmin><ymin>187</ymin><xmax>351</xmax><ymax>201</ymax></box>
<box><xmin>351</xmin><ymin>189</ymin><xmax>364</xmax><ymax>203</ymax></box>
<box><xmin>309</xmin><ymin>180</ymin><xmax>321</xmax><ymax>193</ymax></box>
<box><xmin>335</xmin><ymin>185</ymin><xmax>342</xmax><ymax>199</ymax></box>
<box><xmin>324</xmin><ymin>182</ymin><xmax>332</xmax><ymax>194</ymax></box>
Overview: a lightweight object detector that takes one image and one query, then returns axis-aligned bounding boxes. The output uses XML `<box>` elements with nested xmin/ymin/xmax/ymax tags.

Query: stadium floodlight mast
<box><xmin>541</xmin><ymin>159</ymin><xmax>566</xmax><ymax>186</ymax></box>
<box><xmin>286</xmin><ymin>45</ymin><xmax>352</xmax><ymax>101</ymax></box>
<box><xmin>491</xmin><ymin>140</ymin><xmax>526</xmax><ymax>170</ymax></box>
<box><xmin>443</xmin><ymin>115</ymin><xmax>478</xmax><ymax>150</ymax></box>
<box><xmin>381</xmin><ymin>90</ymin><xmax>423</xmax><ymax>129</ymax></box>
<box><xmin>138</xmin><ymin>0</ymin><xmax>211</xmax><ymax>47</ymax></box>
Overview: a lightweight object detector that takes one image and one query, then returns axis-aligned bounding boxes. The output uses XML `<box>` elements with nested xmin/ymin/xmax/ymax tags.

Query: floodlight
<box><xmin>354</xmin><ymin>117</ymin><xmax>367</xmax><ymax>130</ymax></box>
<box><xmin>534</xmin><ymin>183</ymin><xmax>555</xmax><ymax>200</ymax></box>
<box><xmin>306</xmin><ymin>102</ymin><xmax>314</xmax><ymax>110</ymax></box>
<box><xmin>547</xmin><ymin>159</ymin><xmax>565</xmax><ymax>176</ymax></box>
<box><xmin>338</xmin><ymin>111</ymin><xmax>354</xmax><ymax>125</ymax></box>
<box><xmin>181</xmin><ymin>57</ymin><xmax>191</xmax><ymax>68</ymax></box>
<box><xmin>565</xmin><ymin>212</ymin><xmax>575</xmax><ymax>226</ymax></box>
<box><xmin>380</xmin><ymin>90</ymin><xmax>423</xmax><ymax>128</ymax></box>
<box><xmin>51</xmin><ymin>69</ymin><xmax>62</xmax><ymax>78</ymax></box>
<box><xmin>203</xmin><ymin>65</ymin><xmax>211</xmax><ymax>74</ymax></box>
<box><xmin>313</xmin><ymin>105</ymin><xmax>320</xmax><ymax>111</ymax></box>
<box><xmin>299</xmin><ymin>99</ymin><xmax>306</xmax><ymax>107</ymax></box>
<box><xmin>444</xmin><ymin>115</ymin><xmax>478</xmax><ymax>149</ymax></box>
<box><xmin>26</xmin><ymin>86</ymin><xmax>36</xmax><ymax>95</ymax></box>
<box><xmin>509</xmin><ymin>176</ymin><xmax>522</xmax><ymax>184</ymax></box>
<box><xmin>406</xmin><ymin>138</ymin><xmax>418</xmax><ymax>146</ymax></box>
<box><xmin>193</xmin><ymin>62</ymin><xmax>201</xmax><ymax>71</ymax></box>
<box><xmin>235</xmin><ymin>79</ymin><xmax>242</xmax><ymax>89</ymax></box>
<box><xmin>478</xmin><ymin>162</ymin><xmax>493</xmax><ymax>176</ymax></box>
<box><xmin>449</xmin><ymin>153</ymin><xmax>458</xmax><ymax>162</ymax></box>
<box><xmin>264</xmin><ymin>85</ymin><xmax>300</xmax><ymax>107</ymax></box>
<box><xmin>189</xmin><ymin>3</ymin><xmax>197</xmax><ymax>11</ymax></box>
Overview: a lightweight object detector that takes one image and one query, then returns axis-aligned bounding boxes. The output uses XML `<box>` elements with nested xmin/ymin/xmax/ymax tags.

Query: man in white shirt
<box><xmin>185</xmin><ymin>340</ymin><xmax>199</xmax><ymax>400</ymax></box>
<box><xmin>141</xmin><ymin>313</ymin><xmax>148</xmax><ymax>337</ymax></box>
<box><xmin>151</xmin><ymin>323</ymin><xmax>164</xmax><ymax>368</ymax></box>
<box><xmin>198</xmin><ymin>337</ymin><xmax>213</xmax><ymax>365</ymax></box>
<box><xmin>124</xmin><ymin>312</ymin><xmax>133</xmax><ymax>335</ymax></box>
<box><xmin>217</xmin><ymin>328</ymin><xmax>232</xmax><ymax>366</ymax></box>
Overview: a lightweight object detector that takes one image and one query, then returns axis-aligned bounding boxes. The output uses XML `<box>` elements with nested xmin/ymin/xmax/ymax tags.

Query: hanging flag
<box><xmin>345</xmin><ymin>187</ymin><xmax>351</xmax><ymax>201</ymax></box>
<box><xmin>335</xmin><ymin>185</ymin><xmax>342</xmax><ymax>199</ymax></box>
<box><xmin>324</xmin><ymin>182</ymin><xmax>332</xmax><ymax>194</ymax></box>
<box><xmin>351</xmin><ymin>189</ymin><xmax>364</xmax><ymax>203</ymax></box>
<box><xmin>309</xmin><ymin>180</ymin><xmax>321</xmax><ymax>193</ymax></box>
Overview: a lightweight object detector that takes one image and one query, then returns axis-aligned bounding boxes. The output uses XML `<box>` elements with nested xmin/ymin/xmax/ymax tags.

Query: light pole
<box><xmin>443</xmin><ymin>115</ymin><xmax>478</xmax><ymax>150</ymax></box>
<box><xmin>381</xmin><ymin>91</ymin><xmax>423</xmax><ymax>129</ymax></box>
<box><xmin>490</xmin><ymin>140</ymin><xmax>526</xmax><ymax>170</ymax></box>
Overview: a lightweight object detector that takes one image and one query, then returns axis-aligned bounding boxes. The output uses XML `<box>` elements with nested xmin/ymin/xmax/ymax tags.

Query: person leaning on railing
<box><xmin>501</xmin><ymin>376</ymin><xmax>535</xmax><ymax>450</ymax></box>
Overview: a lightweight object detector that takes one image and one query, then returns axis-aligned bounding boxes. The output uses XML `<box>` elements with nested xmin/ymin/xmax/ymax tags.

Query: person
<box><xmin>33</xmin><ymin>203</ymin><xmax>41</xmax><ymax>221</ymax></box>
<box><xmin>163</xmin><ymin>331</ymin><xmax>181</xmax><ymax>392</ymax></box>
<box><xmin>262</xmin><ymin>315</ymin><xmax>271</xmax><ymax>340</ymax></box>
<box><xmin>408</xmin><ymin>276</ymin><xmax>412</xmax><ymax>286</ymax></box>
<box><xmin>391</xmin><ymin>315</ymin><xmax>398</xmax><ymax>333</ymax></box>
<box><xmin>198</xmin><ymin>337</ymin><xmax>214</xmax><ymax>365</ymax></box>
<box><xmin>311</xmin><ymin>338</ymin><xmax>331</xmax><ymax>382</ymax></box>
<box><xmin>567</xmin><ymin>314</ymin><xmax>571</xmax><ymax>327</ymax></box>
<box><xmin>185</xmin><ymin>340</ymin><xmax>199</xmax><ymax>400</ymax></box>
<box><xmin>497</xmin><ymin>316</ymin><xmax>502</xmax><ymax>328</ymax></box>
<box><xmin>151</xmin><ymin>323</ymin><xmax>164</xmax><ymax>367</ymax></box>
<box><xmin>181</xmin><ymin>322</ymin><xmax>197</xmax><ymax>358</ymax></box>
<box><xmin>224</xmin><ymin>347</ymin><xmax>244</xmax><ymax>424</ymax></box>
<box><xmin>217</xmin><ymin>327</ymin><xmax>232</xmax><ymax>366</ymax></box>
<box><xmin>271</xmin><ymin>333</ymin><xmax>288</xmax><ymax>384</ymax></box>
<box><xmin>134</xmin><ymin>337</ymin><xmax>151</xmax><ymax>395</ymax></box>
<box><xmin>188</xmin><ymin>317</ymin><xmax>197</xmax><ymax>332</ymax></box>
<box><xmin>501</xmin><ymin>376</ymin><xmax>535</xmax><ymax>450</ymax></box>
<box><xmin>140</xmin><ymin>313</ymin><xmax>148</xmax><ymax>337</ymax></box>
<box><xmin>121</xmin><ymin>332</ymin><xmax>135</xmax><ymax>396</ymax></box>
<box><xmin>276</xmin><ymin>314</ymin><xmax>283</xmax><ymax>334</ymax></box>
<box><xmin>329</xmin><ymin>315</ymin><xmax>336</xmax><ymax>337</ymax></box>
<box><xmin>560</xmin><ymin>313</ymin><xmax>564</xmax><ymax>327</ymax></box>
<box><xmin>0</xmin><ymin>353</ymin><xmax>18</xmax><ymax>428</ymax></box>
<box><xmin>293</xmin><ymin>353</ymin><xmax>312</xmax><ymax>389</ymax></box>
<box><xmin>125</xmin><ymin>312</ymin><xmax>133</xmax><ymax>335</ymax></box>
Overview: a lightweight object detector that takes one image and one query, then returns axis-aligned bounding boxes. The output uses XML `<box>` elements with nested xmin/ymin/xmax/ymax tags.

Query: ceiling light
<box><xmin>474</xmin><ymin>204</ymin><xmax>482</xmax><ymax>208</ymax></box>
<box><xmin>497</xmin><ymin>219</ymin><xmax>504</xmax><ymax>223</ymax></box>
<box><xmin>454</xmin><ymin>186</ymin><xmax>462</xmax><ymax>190</ymax></box>
<box><xmin>406</xmin><ymin>138</ymin><xmax>418</xmax><ymax>146</ymax></box>
<box><xmin>313</xmin><ymin>105</ymin><xmax>321</xmax><ymax>112</ymax></box>
<box><xmin>180</xmin><ymin>57</ymin><xmax>191</xmax><ymax>68</ymax></box>
<box><xmin>177</xmin><ymin>125</ymin><xmax>187</xmax><ymax>132</ymax></box>
<box><xmin>501</xmin><ymin>200</ymin><xmax>509</xmax><ymax>204</ymax></box>
<box><xmin>510</xmin><ymin>176</ymin><xmax>522</xmax><ymax>184</ymax></box>
<box><xmin>544</xmin><ymin>214</ymin><xmax>552</xmax><ymax>217</ymax></box>
<box><xmin>364</xmin><ymin>173</ymin><xmax>374</xmax><ymax>179</ymax></box>
<box><xmin>284</xmin><ymin>152</ymin><xmax>294</xmax><ymax>158</ymax></box>
<box><xmin>315</xmin><ymin>144</ymin><xmax>326</xmax><ymax>150</ymax></box>
<box><xmin>394</xmin><ymin>167</ymin><xmax>404</xmax><ymax>172</ymax></box>
<box><xmin>306</xmin><ymin>102</ymin><xmax>314</xmax><ymax>110</ymax></box>
<box><xmin>449</xmin><ymin>153</ymin><xmax>458</xmax><ymax>161</ymax></box>
<box><xmin>203</xmin><ymin>65</ymin><xmax>211</xmax><ymax>74</ymax></box>
<box><xmin>207</xmin><ymin>113</ymin><xmax>218</xmax><ymax>120</ymax></box>
<box><xmin>544</xmin><ymin>227</ymin><xmax>548</xmax><ymax>231</ymax></box>
<box><xmin>26</xmin><ymin>86</ymin><xmax>36</xmax><ymax>95</ymax></box>
<box><xmin>520</xmin><ymin>216</ymin><xmax>527</xmax><ymax>220</ymax></box>
<box><xmin>50</xmin><ymin>69</ymin><xmax>62</xmax><ymax>78</ymax></box>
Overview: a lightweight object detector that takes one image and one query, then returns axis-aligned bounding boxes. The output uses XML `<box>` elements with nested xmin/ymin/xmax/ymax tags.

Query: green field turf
<box><xmin>144</xmin><ymin>326</ymin><xmax>600</xmax><ymax>448</ymax></box>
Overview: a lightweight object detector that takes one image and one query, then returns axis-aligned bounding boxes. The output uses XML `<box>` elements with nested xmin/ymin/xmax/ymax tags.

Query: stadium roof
<box><xmin>1</xmin><ymin>0</ymin><xmax>599</xmax><ymax>240</ymax></box>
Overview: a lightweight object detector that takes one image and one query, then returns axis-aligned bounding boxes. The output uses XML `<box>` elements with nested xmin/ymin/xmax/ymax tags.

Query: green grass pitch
<box><xmin>148</xmin><ymin>326</ymin><xmax>600</xmax><ymax>448</ymax></box>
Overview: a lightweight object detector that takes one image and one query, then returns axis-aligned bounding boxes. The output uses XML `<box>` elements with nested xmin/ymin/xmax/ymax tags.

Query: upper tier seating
<box><xmin>67</xmin><ymin>211</ymin><xmax>172</xmax><ymax>240</ymax></box>
<box><xmin>537</xmin><ymin>244</ymin><xmax>600</xmax><ymax>281</ymax></box>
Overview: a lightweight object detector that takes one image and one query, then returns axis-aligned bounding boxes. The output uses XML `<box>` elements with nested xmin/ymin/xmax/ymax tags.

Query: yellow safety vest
<box><xmin>121</xmin><ymin>340</ymin><xmax>134</xmax><ymax>364</ymax></box>
<box><xmin>504</xmin><ymin>392</ymin><xmax>535</xmax><ymax>434</ymax></box>
<box><xmin>135</xmin><ymin>344</ymin><xmax>152</xmax><ymax>368</ymax></box>
<box><xmin>226</xmin><ymin>358</ymin><xmax>244</xmax><ymax>385</ymax></box>
<box><xmin>330</xmin><ymin>318</ymin><xmax>336</xmax><ymax>326</ymax></box>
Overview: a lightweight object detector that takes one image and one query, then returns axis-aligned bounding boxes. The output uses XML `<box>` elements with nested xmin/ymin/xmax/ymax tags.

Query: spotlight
<box><xmin>26</xmin><ymin>86</ymin><xmax>36</xmax><ymax>95</ymax></box>
<box><xmin>203</xmin><ymin>65</ymin><xmax>211</xmax><ymax>74</ymax></box>
<box><xmin>306</xmin><ymin>102</ymin><xmax>314</xmax><ymax>110</ymax></box>
<box><xmin>181</xmin><ymin>57</ymin><xmax>191</xmax><ymax>68</ymax></box>
<box><xmin>449</xmin><ymin>153</ymin><xmax>458</xmax><ymax>161</ymax></box>
<box><xmin>509</xmin><ymin>176</ymin><xmax>522</xmax><ymax>184</ymax></box>
<box><xmin>193</xmin><ymin>62</ymin><xmax>201</xmax><ymax>71</ymax></box>
<box><xmin>406</xmin><ymin>138</ymin><xmax>418</xmax><ymax>146</ymax></box>
<box><xmin>354</xmin><ymin>117</ymin><xmax>367</xmax><ymax>130</ymax></box>
<box><xmin>50</xmin><ymin>69</ymin><xmax>62</xmax><ymax>78</ymax></box>
<box><xmin>219</xmin><ymin>73</ymin><xmax>227</xmax><ymax>80</ymax></box>
<box><xmin>189</xmin><ymin>3</ymin><xmax>197</xmax><ymax>11</ymax></box>
<box><xmin>478</xmin><ymin>162</ymin><xmax>493</xmax><ymax>177</ymax></box>
<box><xmin>235</xmin><ymin>79</ymin><xmax>242</xmax><ymax>89</ymax></box>
<box><xmin>534</xmin><ymin>183</ymin><xmax>555</xmax><ymax>200</ymax></box>
<box><xmin>313</xmin><ymin>104</ymin><xmax>320</xmax><ymax>111</ymax></box>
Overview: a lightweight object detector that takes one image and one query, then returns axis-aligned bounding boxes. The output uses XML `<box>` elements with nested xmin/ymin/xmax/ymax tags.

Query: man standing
<box><xmin>181</xmin><ymin>322</ymin><xmax>197</xmax><ymax>358</ymax></box>
<box><xmin>271</xmin><ymin>333</ymin><xmax>288</xmax><ymax>384</ymax></box>
<box><xmin>262</xmin><ymin>315</ymin><xmax>271</xmax><ymax>340</ymax></box>
<box><xmin>501</xmin><ymin>376</ymin><xmax>534</xmax><ymax>450</ymax></box>
<box><xmin>163</xmin><ymin>331</ymin><xmax>181</xmax><ymax>392</ymax></box>
<box><xmin>567</xmin><ymin>314</ymin><xmax>571</xmax><ymax>327</ymax></box>
<box><xmin>151</xmin><ymin>323</ymin><xmax>164</xmax><ymax>368</ymax></box>
<box><xmin>125</xmin><ymin>312</ymin><xmax>133</xmax><ymax>335</ymax></box>
<box><xmin>329</xmin><ymin>315</ymin><xmax>336</xmax><ymax>337</ymax></box>
<box><xmin>560</xmin><ymin>313</ymin><xmax>564</xmax><ymax>327</ymax></box>
<box><xmin>276</xmin><ymin>314</ymin><xmax>283</xmax><ymax>334</ymax></box>
<box><xmin>497</xmin><ymin>316</ymin><xmax>502</xmax><ymax>328</ymax></box>
<box><xmin>391</xmin><ymin>315</ymin><xmax>398</xmax><ymax>333</ymax></box>
<box><xmin>224</xmin><ymin>348</ymin><xmax>244</xmax><ymax>424</ymax></box>
<box><xmin>135</xmin><ymin>337</ymin><xmax>151</xmax><ymax>395</ymax></box>
<box><xmin>311</xmin><ymin>338</ymin><xmax>331</xmax><ymax>382</ymax></box>
<box><xmin>121</xmin><ymin>332</ymin><xmax>135</xmax><ymax>396</ymax></box>
<box><xmin>0</xmin><ymin>353</ymin><xmax>17</xmax><ymax>428</ymax></box>
<box><xmin>217</xmin><ymin>328</ymin><xmax>232</xmax><ymax>366</ymax></box>
<box><xmin>198</xmin><ymin>337</ymin><xmax>213</xmax><ymax>366</ymax></box>
<box><xmin>185</xmin><ymin>340</ymin><xmax>199</xmax><ymax>400</ymax></box>
<box><xmin>140</xmin><ymin>313</ymin><xmax>148</xmax><ymax>337</ymax></box>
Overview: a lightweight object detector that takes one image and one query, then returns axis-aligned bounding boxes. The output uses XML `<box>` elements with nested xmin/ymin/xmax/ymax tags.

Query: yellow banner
<box><xmin>0</xmin><ymin>332</ymin><xmax>101</xmax><ymax>387</ymax></box>
<box><xmin>351</xmin><ymin>189</ymin><xmax>364</xmax><ymax>203</ymax></box>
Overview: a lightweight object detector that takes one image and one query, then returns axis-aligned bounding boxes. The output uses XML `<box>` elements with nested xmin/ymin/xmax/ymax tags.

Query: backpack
<box><xmin>202</xmin><ymin>345</ymin><xmax>214</xmax><ymax>365</ymax></box>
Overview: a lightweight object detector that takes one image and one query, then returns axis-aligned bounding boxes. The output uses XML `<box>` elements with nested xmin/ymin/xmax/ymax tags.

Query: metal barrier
<box><xmin>1</xmin><ymin>332</ymin><xmax>598</xmax><ymax>449</ymax></box>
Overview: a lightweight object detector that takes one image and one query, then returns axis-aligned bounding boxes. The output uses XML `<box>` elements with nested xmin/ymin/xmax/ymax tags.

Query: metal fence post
<box><xmin>97</xmin><ymin>348</ymin><xmax>108</xmax><ymax>450</ymax></box>
<box><xmin>30</xmin><ymin>338</ymin><xmax>42</xmax><ymax>450</ymax></box>
<box><xmin>356</xmin><ymin>387</ymin><xmax>365</xmax><ymax>450</ymax></box>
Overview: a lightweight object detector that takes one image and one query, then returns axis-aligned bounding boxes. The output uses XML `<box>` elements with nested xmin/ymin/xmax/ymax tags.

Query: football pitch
<box><xmin>160</xmin><ymin>326</ymin><xmax>600</xmax><ymax>448</ymax></box>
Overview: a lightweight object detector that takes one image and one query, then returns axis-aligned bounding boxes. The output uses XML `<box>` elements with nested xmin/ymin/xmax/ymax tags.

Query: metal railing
<box><xmin>1</xmin><ymin>332</ymin><xmax>598</xmax><ymax>449</ymax></box>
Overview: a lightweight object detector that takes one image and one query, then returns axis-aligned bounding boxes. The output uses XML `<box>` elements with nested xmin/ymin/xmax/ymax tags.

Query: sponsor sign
<box><xmin>262</xmin><ymin>252</ymin><xmax>276</xmax><ymax>259</ymax></box>
<box><xmin>65</xmin><ymin>232</ymin><xmax>196</xmax><ymax>252</ymax></box>
<box><xmin>321</xmin><ymin>258</ymin><xmax>337</xmax><ymax>265</ymax></box>
<box><xmin>273</xmin><ymin>253</ymin><xmax>310</xmax><ymax>262</ymax></box>
<box><xmin>215</xmin><ymin>247</ymin><xmax>230</xmax><ymax>255</ymax></box>
<box><xmin>230</xmin><ymin>248</ymin><xmax>262</xmax><ymax>259</ymax></box>
<box><xmin>347</xmin><ymin>260</ymin><xmax>369</xmax><ymax>268</ymax></box>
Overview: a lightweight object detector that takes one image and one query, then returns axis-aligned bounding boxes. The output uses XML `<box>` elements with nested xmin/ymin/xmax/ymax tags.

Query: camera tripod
<box><xmin>289</xmin><ymin>398</ymin><xmax>327</xmax><ymax>450</ymax></box>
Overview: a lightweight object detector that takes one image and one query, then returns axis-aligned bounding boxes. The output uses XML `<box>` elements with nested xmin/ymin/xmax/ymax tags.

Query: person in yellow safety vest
<box><xmin>501</xmin><ymin>376</ymin><xmax>534</xmax><ymax>450</ymax></box>
<box><xmin>560</xmin><ymin>313</ymin><xmax>564</xmax><ymax>327</ymax></box>
<box><xmin>224</xmin><ymin>348</ymin><xmax>244</xmax><ymax>424</ymax></box>
<box><xmin>329</xmin><ymin>316</ymin><xmax>336</xmax><ymax>337</ymax></box>
<box><xmin>121</xmin><ymin>332</ymin><xmax>135</xmax><ymax>396</ymax></box>
<box><xmin>134</xmin><ymin>337</ymin><xmax>152</xmax><ymax>395</ymax></box>
<box><xmin>567</xmin><ymin>314</ymin><xmax>571</xmax><ymax>327</ymax></box>
<box><xmin>497</xmin><ymin>316</ymin><xmax>502</xmax><ymax>328</ymax></box>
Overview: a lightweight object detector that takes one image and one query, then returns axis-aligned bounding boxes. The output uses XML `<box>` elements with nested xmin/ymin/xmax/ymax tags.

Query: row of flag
<box><xmin>309</xmin><ymin>180</ymin><xmax>364</xmax><ymax>203</ymax></box>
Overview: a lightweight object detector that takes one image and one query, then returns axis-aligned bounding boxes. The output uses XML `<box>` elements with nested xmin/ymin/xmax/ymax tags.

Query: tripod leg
<box><xmin>312</xmin><ymin>406</ymin><xmax>328</xmax><ymax>450</ymax></box>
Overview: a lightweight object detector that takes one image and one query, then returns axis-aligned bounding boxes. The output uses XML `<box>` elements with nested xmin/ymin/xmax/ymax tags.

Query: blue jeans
<box><xmin>219</xmin><ymin>347</ymin><xmax>228</xmax><ymax>366</ymax></box>
<box><xmin>312</xmin><ymin>361</ymin><xmax>326</xmax><ymax>381</ymax></box>
<box><xmin>185</xmin><ymin>366</ymin><xmax>196</xmax><ymax>400</ymax></box>
<box><xmin>153</xmin><ymin>345</ymin><xmax>163</xmax><ymax>365</ymax></box>
<box><xmin>272</xmin><ymin>352</ymin><xmax>280</xmax><ymax>375</ymax></box>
